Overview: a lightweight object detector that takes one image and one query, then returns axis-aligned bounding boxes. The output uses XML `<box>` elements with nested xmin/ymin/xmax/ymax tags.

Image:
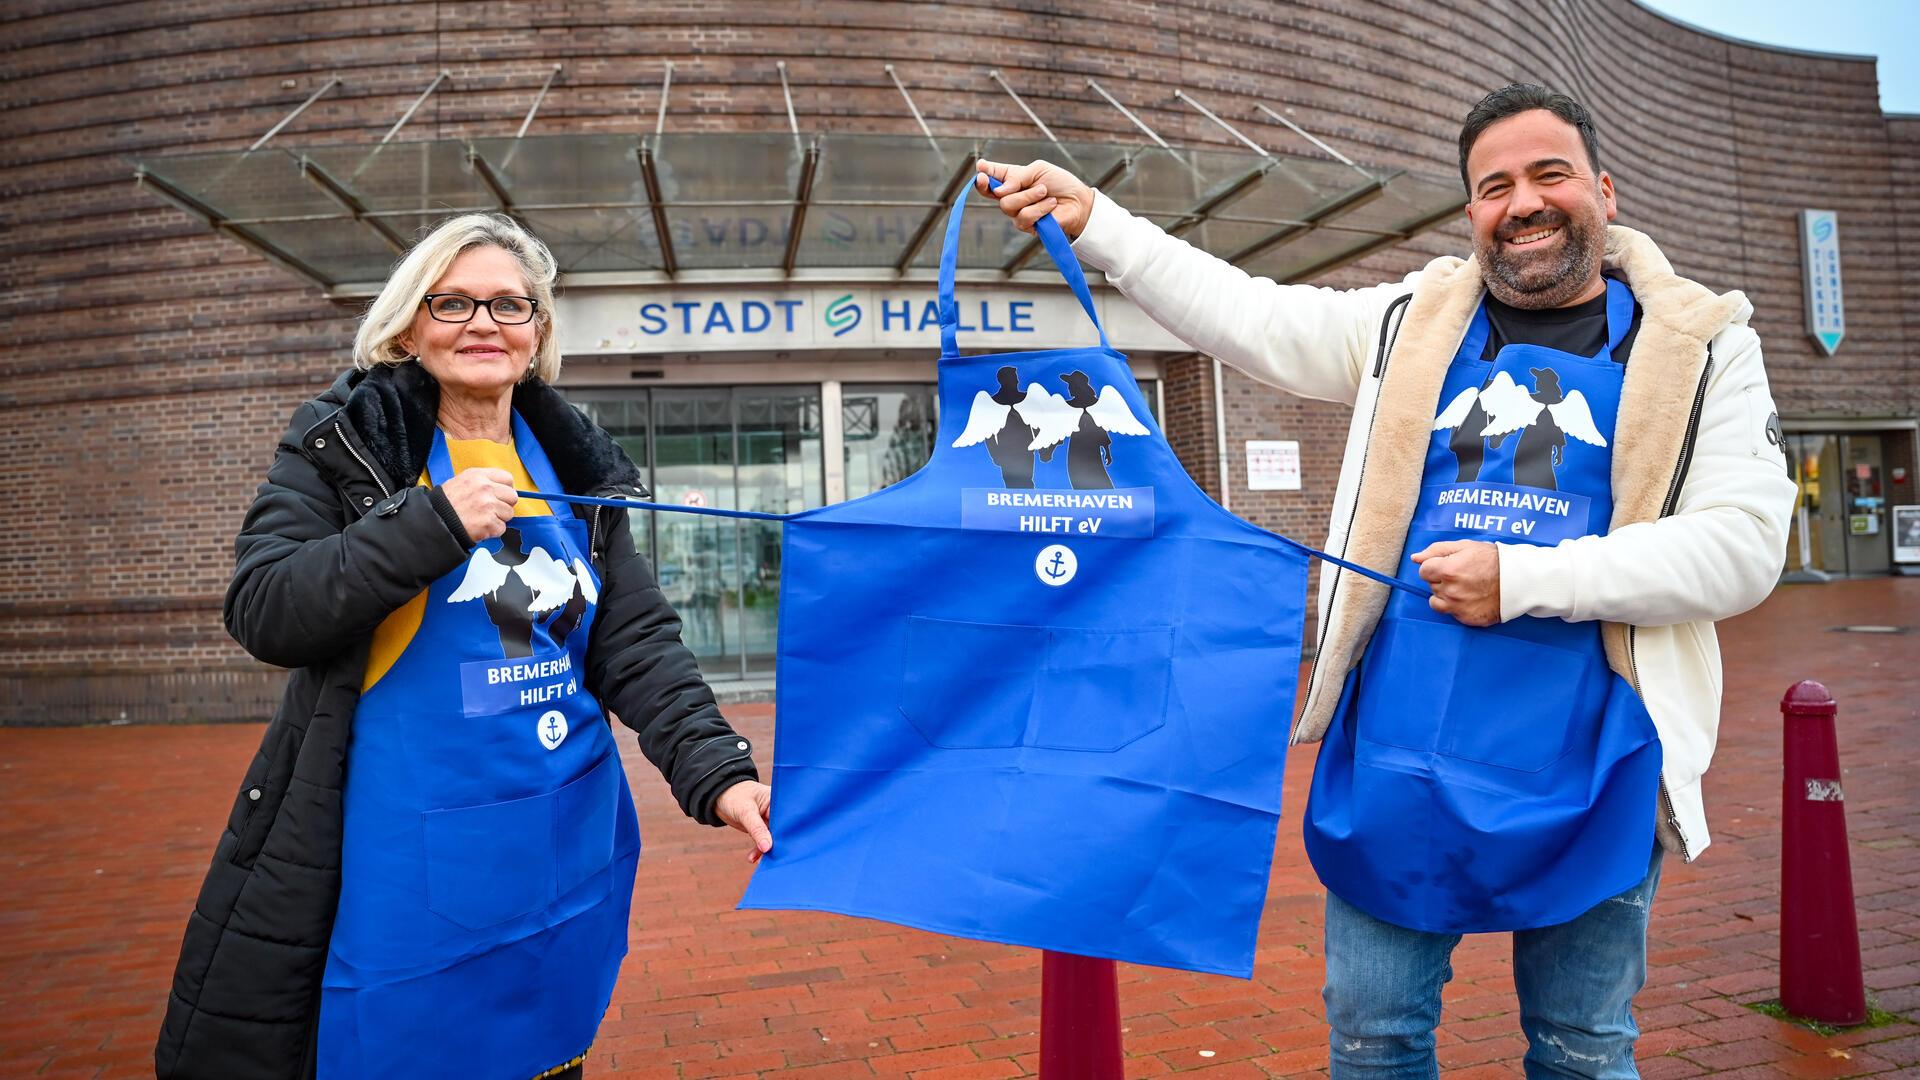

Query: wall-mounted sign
<box><xmin>1245</xmin><ymin>440</ymin><xmax>1302</xmax><ymax>491</ymax></box>
<box><xmin>1892</xmin><ymin>505</ymin><xmax>1920</xmax><ymax>565</ymax></box>
<box><xmin>1799</xmin><ymin>209</ymin><xmax>1844</xmax><ymax>356</ymax></box>
<box><xmin>558</xmin><ymin>286</ymin><xmax>1189</xmax><ymax>356</ymax></box>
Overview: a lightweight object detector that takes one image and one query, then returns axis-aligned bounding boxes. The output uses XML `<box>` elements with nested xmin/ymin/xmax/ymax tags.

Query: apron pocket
<box><xmin>1030</xmin><ymin>626</ymin><xmax>1172</xmax><ymax>751</ymax></box>
<box><xmin>553</xmin><ymin>751</ymin><xmax>620</xmax><ymax>900</ymax></box>
<box><xmin>1438</xmin><ymin>628</ymin><xmax>1588</xmax><ymax>772</ymax></box>
<box><xmin>898</xmin><ymin>617</ymin><xmax>1173</xmax><ymax>751</ymax></box>
<box><xmin>423</xmin><ymin>788</ymin><xmax>558</xmax><ymax>930</ymax></box>
<box><xmin>1358</xmin><ymin>617</ymin><xmax>1588</xmax><ymax>773</ymax></box>
<box><xmin>899</xmin><ymin>616</ymin><xmax>1043</xmax><ymax>748</ymax></box>
<box><xmin>1353</xmin><ymin>617</ymin><xmax>1447</xmax><ymax>754</ymax></box>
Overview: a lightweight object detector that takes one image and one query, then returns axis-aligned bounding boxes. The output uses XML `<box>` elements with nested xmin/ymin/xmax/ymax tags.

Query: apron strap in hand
<box><xmin>938</xmin><ymin>176</ymin><xmax>1111</xmax><ymax>360</ymax></box>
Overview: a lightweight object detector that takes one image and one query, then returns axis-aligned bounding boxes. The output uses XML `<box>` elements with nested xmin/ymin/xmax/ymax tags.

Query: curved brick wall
<box><xmin>3</xmin><ymin>0</ymin><xmax>1913</xmax><ymax>720</ymax></box>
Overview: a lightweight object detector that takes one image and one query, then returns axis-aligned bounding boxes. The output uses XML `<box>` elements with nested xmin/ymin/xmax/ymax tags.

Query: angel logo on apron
<box><xmin>733</xmin><ymin>181</ymin><xmax>1314</xmax><ymax>978</ymax></box>
<box><xmin>319</xmin><ymin>413</ymin><xmax>640</xmax><ymax>1079</ymax></box>
<box><xmin>1305</xmin><ymin>279</ymin><xmax>1663</xmax><ymax>934</ymax></box>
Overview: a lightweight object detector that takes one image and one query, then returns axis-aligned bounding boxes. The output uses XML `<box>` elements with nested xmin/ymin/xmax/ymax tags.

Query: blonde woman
<box><xmin>158</xmin><ymin>214</ymin><xmax>772</xmax><ymax>1080</ymax></box>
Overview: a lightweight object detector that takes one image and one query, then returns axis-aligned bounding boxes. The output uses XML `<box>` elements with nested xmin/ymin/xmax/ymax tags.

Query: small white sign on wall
<box><xmin>1245</xmin><ymin>440</ymin><xmax>1302</xmax><ymax>491</ymax></box>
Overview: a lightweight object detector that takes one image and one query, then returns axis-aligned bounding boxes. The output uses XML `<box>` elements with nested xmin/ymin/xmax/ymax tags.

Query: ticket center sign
<box><xmin>1799</xmin><ymin>209</ymin><xmax>1844</xmax><ymax>356</ymax></box>
<box><xmin>558</xmin><ymin>287</ymin><xmax>1186</xmax><ymax>355</ymax></box>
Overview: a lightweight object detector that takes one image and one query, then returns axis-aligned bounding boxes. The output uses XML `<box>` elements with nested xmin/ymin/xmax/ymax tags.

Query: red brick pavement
<box><xmin>1</xmin><ymin>578</ymin><xmax>1915</xmax><ymax>1078</ymax></box>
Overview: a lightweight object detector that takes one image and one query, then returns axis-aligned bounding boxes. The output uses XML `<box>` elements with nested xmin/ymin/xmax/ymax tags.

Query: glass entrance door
<box><xmin>569</xmin><ymin>385</ymin><xmax>823</xmax><ymax>678</ymax></box>
<box><xmin>1785</xmin><ymin>432</ymin><xmax>1891</xmax><ymax>576</ymax></box>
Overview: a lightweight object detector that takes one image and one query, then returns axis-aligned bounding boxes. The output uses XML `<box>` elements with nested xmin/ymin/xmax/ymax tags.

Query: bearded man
<box><xmin>978</xmin><ymin>84</ymin><xmax>1794</xmax><ymax>1078</ymax></box>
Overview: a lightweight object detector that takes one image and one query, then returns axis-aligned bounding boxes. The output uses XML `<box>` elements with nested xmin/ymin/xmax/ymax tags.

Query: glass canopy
<box><xmin>134</xmin><ymin>132</ymin><xmax>1463</xmax><ymax>292</ymax></box>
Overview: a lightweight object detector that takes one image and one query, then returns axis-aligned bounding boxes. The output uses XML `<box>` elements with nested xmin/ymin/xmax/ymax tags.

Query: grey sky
<box><xmin>1640</xmin><ymin>0</ymin><xmax>1918</xmax><ymax>113</ymax></box>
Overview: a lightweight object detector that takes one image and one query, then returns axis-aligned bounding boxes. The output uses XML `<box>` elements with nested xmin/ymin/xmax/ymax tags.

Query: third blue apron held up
<box><xmin>727</xmin><ymin>181</ymin><xmax>1314</xmax><ymax>978</ymax></box>
<box><xmin>1304</xmin><ymin>279</ymin><xmax>1663</xmax><ymax>934</ymax></box>
<box><xmin>318</xmin><ymin>413</ymin><xmax>641</xmax><ymax>1079</ymax></box>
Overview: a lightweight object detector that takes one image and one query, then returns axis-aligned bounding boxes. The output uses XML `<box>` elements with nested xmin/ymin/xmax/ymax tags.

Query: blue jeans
<box><xmin>1322</xmin><ymin>844</ymin><xmax>1663</xmax><ymax>1079</ymax></box>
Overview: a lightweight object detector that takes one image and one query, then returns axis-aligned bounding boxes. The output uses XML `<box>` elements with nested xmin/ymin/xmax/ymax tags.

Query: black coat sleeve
<box><xmin>223</xmin><ymin>404</ymin><xmax>472</xmax><ymax>669</ymax></box>
<box><xmin>585</xmin><ymin>507</ymin><xmax>758</xmax><ymax>825</ymax></box>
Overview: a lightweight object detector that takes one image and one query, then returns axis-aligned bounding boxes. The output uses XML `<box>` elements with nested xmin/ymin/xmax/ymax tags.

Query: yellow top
<box><xmin>362</xmin><ymin>437</ymin><xmax>554</xmax><ymax>691</ymax></box>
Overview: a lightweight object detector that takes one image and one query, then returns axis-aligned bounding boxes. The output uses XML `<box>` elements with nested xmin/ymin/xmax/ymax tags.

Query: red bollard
<box><xmin>1779</xmin><ymin>679</ymin><xmax>1868</xmax><ymax>1025</ymax></box>
<box><xmin>1039</xmin><ymin>951</ymin><xmax>1124</xmax><ymax>1078</ymax></box>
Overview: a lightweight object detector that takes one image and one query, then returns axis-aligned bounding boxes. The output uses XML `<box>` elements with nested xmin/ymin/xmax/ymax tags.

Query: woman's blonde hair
<box><xmin>352</xmin><ymin>213</ymin><xmax>564</xmax><ymax>383</ymax></box>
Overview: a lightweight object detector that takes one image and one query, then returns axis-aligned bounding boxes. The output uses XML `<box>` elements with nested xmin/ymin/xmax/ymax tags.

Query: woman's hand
<box><xmin>439</xmin><ymin>467</ymin><xmax>518</xmax><ymax>542</ymax></box>
<box><xmin>713</xmin><ymin>779</ymin><xmax>773</xmax><ymax>862</ymax></box>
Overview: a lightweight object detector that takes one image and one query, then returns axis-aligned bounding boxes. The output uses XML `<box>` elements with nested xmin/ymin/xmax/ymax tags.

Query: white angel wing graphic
<box><xmin>1015</xmin><ymin>385</ymin><xmax>1080</xmax><ymax>451</ymax></box>
<box><xmin>570</xmin><ymin>557</ymin><xmax>600</xmax><ymax>606</ymax></box>
<box><xmin>951</xmin><ymin>390</ymin><xmax>1011</xmax><ymax>448</ymax></box>
<box><xmin>1433</xmin><ymin>386</ymin><xmax>1479</xmax><ymax>431</ymax></box>
<box><xmin>446</xmin><ymin>547</ymin><xmax>511</xmax><ymax>604</ymax></box>
<box><xmin>1548</xmin><ymin>390</ymin><xmax>1609</xmax><ymax>447</ymax></box>
<box><xmin>518</xmin><ymin>547</ymin><xmax>578</xmax><ymax>614</ymax></box>
<box><xmin>1476</xmin><ymin>371</ymin><xmax>1545</xmax><ymax>438</ymax></box>
<box><xmin>1085</xmin><ymin>385</ymin><xmax>1150</xmax><ymax>437</ymax></box>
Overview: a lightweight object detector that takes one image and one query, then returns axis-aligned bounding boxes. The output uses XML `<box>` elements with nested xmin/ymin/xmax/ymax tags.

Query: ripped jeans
<box><xmin>1323</xmin><ymin>844</ymin><xmax>1663</xmax><ymax>1079</ymax></box>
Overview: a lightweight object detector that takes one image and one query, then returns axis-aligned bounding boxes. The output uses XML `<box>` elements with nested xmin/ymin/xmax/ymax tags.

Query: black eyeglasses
<box><xmin>421</xmin><ymin>294</ymin><xmax>539</xmax><ymax>325</ymax></box>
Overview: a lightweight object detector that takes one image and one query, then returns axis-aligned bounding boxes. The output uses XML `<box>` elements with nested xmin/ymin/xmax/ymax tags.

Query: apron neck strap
<box><xmin>938</xmin><ymin>178</ymin><xmax>1110</xmax><ymax>360</ymax></box>
<box><xmin>425</xmin><ymin>410</ymin><xmax>567</xmax><ymax>495</ymax></box>
<box><xmin>1458</xmin><ymin>298</ymin><xmax>1493</xmax><ymax>364</ymax></box>
<box><xmin>1601</xmin><ymin>277</ymin><xmax>1635</xmax><ymax>355</ymax></box>
<box><xmin>510</xmin><ymin>410</ymin><xmax>566</xmax><ymax>495</ymax></box>
<box><xmin>1460</xmin><ymin>277</ymin><xmax>1634</xmax><ymax>364</ymax></box>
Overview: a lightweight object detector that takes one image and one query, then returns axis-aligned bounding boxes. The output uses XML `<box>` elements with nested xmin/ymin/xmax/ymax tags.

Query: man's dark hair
<box><xmin>1458</xmin><ymin>84</ymin><xmax>1602</xmax><ymax>192</ymax></box>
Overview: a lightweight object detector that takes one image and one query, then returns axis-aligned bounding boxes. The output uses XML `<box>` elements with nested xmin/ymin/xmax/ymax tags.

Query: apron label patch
<box><xmin>962</xmin><ymin>487</ymin><xmax>1155</xmax><ymax>537</ymax></box>
<box><xmin>1034</xmin><ymin>543</ymin><xmax>1079</xmax><ymax>586</ymax></box>
<box><xmin>459</xmin><ymin>651</ymin><xmax>579</xmax><ymax>717</ymax></box>
<box><xmin>1416</xmin><ymin>482</ymin><xmax>1592</xmax><ymax>544</ymax></box>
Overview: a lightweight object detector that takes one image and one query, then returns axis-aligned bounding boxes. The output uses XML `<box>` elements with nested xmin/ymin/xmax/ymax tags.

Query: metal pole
<box><xmin>500</xmin><ymin>64</ymin><xmax>564</xmax><ymax>169</ymax></box>
<box><xmin>988</xmin><ymin>69</ymin><xmax>1080</xmax><ymax>167</ymax></box>
<box><xmin>1172</xmin><ymin>89</ymin><xmax>1267</xmax><ymax>156</ymax></box>
<box><xmin>655</xmin><ymin>61</ymin><xmax>675</xmax><ymax>136</ymax></box>
<box><xmin>1085</xmin><ymin>79</ymin><xmax>1170</xmax><ymax>150</ymax></box>
<box><xmin>778</xmin><ymin>61</ymin><xmax>800</xmax><ymax>141</ymax></box>
<box><xmin>886</xmin><ymin>64</ymin><xmax>941</xmax><ymax>153</ymax></box>
<box><xmin>249</xmin><ymin>76</ymin><xmax>341</xmax><ymax>152</ymax></box>
<box><xmin>781</xmin><ymin>141</ymin><xmax>820</xmax><ymax>274</ymax></box>
<box><xmin>380</xmin><ymin>70</ymin><xmax>451</xmax><ymax>145</ymax></box>
<box><xmin>1254</xmin><ymin>103</ymin><xmax>1375</xmax><ymax>182</ymax></box>
<box><xmin>517</xmin><ymin>64</ymin><xmax>564</xmax><ymax>139</ymax></box>
<box><xmin>638</xmin><ymin>140</ymin><xmax>677</xmax><ymax>276</ymax></box>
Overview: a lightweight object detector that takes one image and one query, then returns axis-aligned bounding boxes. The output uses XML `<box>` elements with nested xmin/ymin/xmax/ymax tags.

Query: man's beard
<box><xmin>1478</xmin><ymin>205</ymin><xmax>1605</xmax><ymax>309</ymax></box>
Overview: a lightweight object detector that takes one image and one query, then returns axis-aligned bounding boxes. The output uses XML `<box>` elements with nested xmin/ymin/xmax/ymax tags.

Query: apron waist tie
<box><xmin>518</xmin><ymin>489</ymin><xmax>1432</xmax><ymax>600</ymax></box>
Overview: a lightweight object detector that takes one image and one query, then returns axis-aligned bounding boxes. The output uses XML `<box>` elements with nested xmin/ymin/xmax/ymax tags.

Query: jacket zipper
<box><xmin>1294</xmin><ymin>296</ymin><xmax>1411</xmax><ymax>740</ymax></box>
<box><xmin>1627</xmin><ymin>350</ymin><xmax>1714</xmax><ymax>862</ymax></box>
<box><xmin>334</xmin><ymin>422</ymin><xmax>392</xmax><ymax>500</ymax></box>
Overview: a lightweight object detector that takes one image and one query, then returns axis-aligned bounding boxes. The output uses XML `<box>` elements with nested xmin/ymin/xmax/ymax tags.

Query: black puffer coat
<box><xmin>156</xmin><ymin>361</ymin><xmax>758</xmax><ymax>1079</ymax></box>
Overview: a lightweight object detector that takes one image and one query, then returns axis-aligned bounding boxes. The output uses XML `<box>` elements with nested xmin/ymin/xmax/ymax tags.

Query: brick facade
<box><xmin>4</xmin><ymin>0</ymin><xmax>1914</xmax><ymax>722</ymax></box>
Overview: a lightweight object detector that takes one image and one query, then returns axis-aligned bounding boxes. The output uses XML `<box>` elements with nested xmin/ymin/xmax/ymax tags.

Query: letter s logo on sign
<box><xmin>825</xmin><ymin>294</ymin><xmax>861</xmax><ymax>338</ymax></box>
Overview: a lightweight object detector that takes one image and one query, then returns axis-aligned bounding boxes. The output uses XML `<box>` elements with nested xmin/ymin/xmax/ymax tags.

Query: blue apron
<box><xmin>731</xmin><ymin>183</ymin><xmax>1315</xmax><ymax>978</ymax></box>
<box><xmin>1304</xmin><ymin>279</ymin><xmax>1663</xmax><ymax>934</ymax></box>
<box><xmin>319</xmin><ymin>413</ymin><xmax>641</xmax><ymax>1079</ymax></box>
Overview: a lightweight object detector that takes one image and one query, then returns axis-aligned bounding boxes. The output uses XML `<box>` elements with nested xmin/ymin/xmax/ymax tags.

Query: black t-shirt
<box><xmin>1480</xmin><ymin>272</ymin><xmax>1641</xmax><ymax>365</ymax></box>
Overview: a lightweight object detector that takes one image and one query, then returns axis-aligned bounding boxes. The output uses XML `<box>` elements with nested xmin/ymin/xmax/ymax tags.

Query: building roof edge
<box><xmin>1623</xmin><ymin>0</ymin><xmax>1880</xmax><ymax>64</ymax></box>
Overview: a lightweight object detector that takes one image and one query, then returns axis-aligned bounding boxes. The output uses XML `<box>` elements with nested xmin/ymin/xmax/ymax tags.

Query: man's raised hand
<box><xmin>975</xmin><ymin>159</ymin><xmax>1094</xmax><ymax>239</ymax></box>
